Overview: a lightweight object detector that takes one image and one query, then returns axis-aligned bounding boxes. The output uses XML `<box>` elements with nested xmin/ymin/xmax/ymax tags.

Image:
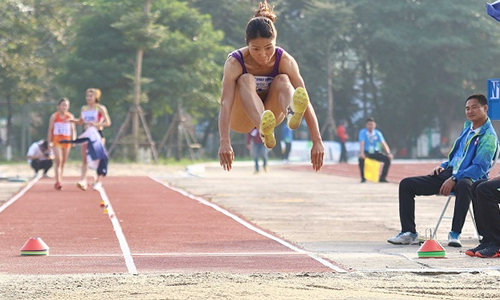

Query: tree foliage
<box><xmin>2</xmin><ymin>0</ymin><xmax>500</xmax><ymax>160</ymax></box>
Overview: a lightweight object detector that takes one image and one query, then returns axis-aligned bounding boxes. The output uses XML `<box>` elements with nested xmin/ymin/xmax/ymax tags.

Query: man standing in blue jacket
<box><xmin>388</xmin><ymin>94</ymin><xmax>498</xmax><ymax>247</ymax></box>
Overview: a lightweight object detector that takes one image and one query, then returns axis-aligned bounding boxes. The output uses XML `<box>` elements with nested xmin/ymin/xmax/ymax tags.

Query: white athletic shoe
<box><xmin>92</xmin><ymin>182</ymin><xmax>102</xmax><ymax>191</ymax></box>
<box><xmin>77</xmin><ymin>181</ymin><xmax>88</xmax><ymax>191</ymax></box>
<box><xmin>387</xmin><ymin>232</ymin><xmax>419</xmax><ymax>245</ymax></box>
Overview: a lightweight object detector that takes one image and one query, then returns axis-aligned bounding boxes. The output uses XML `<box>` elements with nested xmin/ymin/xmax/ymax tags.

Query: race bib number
<box><xmin>82</xmin><ymin>110</ymin><xmax>98</xmax><ymax>123</ymax></box>
<box><xmin>53</xmin><ymin>122</ymin><xmax>71</xmax><ymax>136</ymax></box>
<box><xmin>255</xmin><ymin>76</ymin><xmax>273</xmax><ymax>93</ymax></box>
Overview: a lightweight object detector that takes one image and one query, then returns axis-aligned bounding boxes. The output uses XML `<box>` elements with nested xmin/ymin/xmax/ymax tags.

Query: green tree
<box><xmin>60</xmin><ymin>0</ymin><xmax>226</xmax><ymax>160</ymax></box>
<box><xmin>352</xmin><ymin>0</ymin><xmax>500</xmax><ymax>153</ymax></box>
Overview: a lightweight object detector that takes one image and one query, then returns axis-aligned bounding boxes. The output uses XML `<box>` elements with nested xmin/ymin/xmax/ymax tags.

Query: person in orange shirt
<box><xmin>47</xmin><ymin>98</ymin><xmax>76</xmax><ymax>190</ymax></box>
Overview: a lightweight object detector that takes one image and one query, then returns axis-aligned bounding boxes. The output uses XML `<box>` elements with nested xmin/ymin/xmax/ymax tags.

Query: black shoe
<box><xmin>465</xmin><ymin>242</ymin><xmax>491</xmax><ymax>257</ymax></box>
<box><xmin>476</xmin><ymin>244</ymin><xmax>500</xmax><ymax>258</ymax></box>
<box><xmin>361</xmin><ymin>178</ymin><xmax>366</xmax><ymax>183</ymax></box>
<box><xmin>379</xmin><ymin>178</ymin><xmax>389</xmax><ymax>183</ymax></box>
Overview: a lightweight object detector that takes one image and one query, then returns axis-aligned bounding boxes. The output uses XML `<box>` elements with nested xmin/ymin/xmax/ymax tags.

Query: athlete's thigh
<box><xmin>264</xmin><ymin>75</ymin><xmax>293</xmax><ymax>125</ymax></box>
<box><xmin>61</xmin><ymin>148</ymin><xmax>71</xmax><ymax>162</ymax></box>
<box><xmin>230</xmin><ymin>85</ymin><xmax>257</xmax><ymax>133</ymax></box>
<box><xmin>52</xmin><ymin>147</ymin><xmax>62</xmax><ymax>163</ymax></box>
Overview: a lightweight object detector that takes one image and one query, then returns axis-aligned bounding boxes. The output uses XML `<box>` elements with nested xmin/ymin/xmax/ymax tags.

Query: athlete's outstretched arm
<box><xmin>218</xmin><ymin>58</ymin><xmax>241</xmax><ymax>171</ymax></box>
<box><xmin>281</xmin><ymin>53</ymin><xmax>325</xmax><ymax>171</ymax></box>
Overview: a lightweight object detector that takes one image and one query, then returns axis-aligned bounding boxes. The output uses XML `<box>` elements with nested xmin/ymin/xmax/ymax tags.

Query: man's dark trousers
<box><xmin>399</xmin><ymin>168</ymin><xmax>473</xmax><ymax>234</ymax></box>
<box><xmin>31</xmin><ymin>159</ymin><xmax>53</xmax><ymax>174</ymax></box>
<box><xmin>359</xmin><ymin>151</ymin><xmax>391</xmax><ymax>181</ymax></box>
<box><xmin>470</xmin><ymin>179</ymin><xmax>500</xmax><ymax>246</ymax></box>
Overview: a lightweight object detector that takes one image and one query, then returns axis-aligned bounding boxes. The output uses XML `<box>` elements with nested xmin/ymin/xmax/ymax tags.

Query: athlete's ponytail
<box><xmin>246</xmin><ymin>0</ymin><xmax>277</xmax><ymax>44</ymax></box>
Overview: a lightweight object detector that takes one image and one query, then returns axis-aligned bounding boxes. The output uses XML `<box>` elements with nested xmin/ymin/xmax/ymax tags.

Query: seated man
<box><xmin>358</xmin><ymin>117</ymin><xmax>393</xmax><ymax>182</ymax></box>
<box><xmin>467</xmin><ymin>174</ymin><xmax>500</xmax><ymax>258</ymax></box>
<box><xmin>388</xmin><ymin>94</ymin><xmax>498</xmax><ymax>247</ymax></box>
<box><xmin>26</xmin><ymin>140</ymin><xmax>54</xmax><ymax>178</ymax></box>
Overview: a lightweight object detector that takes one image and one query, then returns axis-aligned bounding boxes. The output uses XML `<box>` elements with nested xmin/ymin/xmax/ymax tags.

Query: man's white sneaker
<box><xmin>92</xmin><ymin>182</ymin><xmax>102</xmax><ymax>191</ymax></box>
<box><xmin>387</xmin><ymin>232</ymin><xmax>419</xmax><ymax>245</ymax></box>
<box><xmin>447</xmin><ymin>232</ymin><xmax>462</xmax><ymax>247</ymax></box>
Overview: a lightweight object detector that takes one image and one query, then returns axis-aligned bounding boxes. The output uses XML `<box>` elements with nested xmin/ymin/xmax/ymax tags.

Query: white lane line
<box><xmin>0</xmin><ymin>177</ymin><xmax>40</xmax><ymax>214</ymax></box>
<box><xmin>98</xmin><ymin>187</ymin><xmax>138</xmax><ymax>275</ymax></box>
<box><xmin>50</xmin><ymin>252</ymin><xmax>304</xmax><ymax>257</ymax></box>
<box><xmin>150</xmin><ymin>177</ymin><xmax>347</xmax><ymax>273</ymax></box>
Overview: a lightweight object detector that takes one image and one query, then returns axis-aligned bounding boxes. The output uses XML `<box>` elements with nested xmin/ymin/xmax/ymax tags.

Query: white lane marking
<box><xmin>150</xmin><ymin>177</ymin><xmax>347</xmax><ymax>273</ymax></box>
<box><xmin>50</xmin><ymin>252</ymin><xmax>304</xmax><ymax>257</ymax></box>
<box><xmin>0</xmin><ymin>177</ymin><xmax>40</xmax><ymax>214</ymax></box>
<box><xmin>98</xmin><ymin>187</ymin><xmax>138</xmax><ymax>275</ymax></box>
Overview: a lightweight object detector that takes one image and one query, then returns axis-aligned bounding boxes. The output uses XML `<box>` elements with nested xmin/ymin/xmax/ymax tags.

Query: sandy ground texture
<box><xmin>1</xmin><ymin>161</ymin><xmax>500</xmax><ymax>299</ymax></box>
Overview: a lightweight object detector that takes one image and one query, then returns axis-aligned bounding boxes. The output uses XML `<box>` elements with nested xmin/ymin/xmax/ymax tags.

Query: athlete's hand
<box><xmin>439</xmin><ymin>178</ymin><xmax>455</xmax><ymax>196</ymax></box>
<box><xmin>311</xmin><ymin>141</ymin><xmax>325</xmax><ymax>171</ymax></box>
<box><xmin>219</xmin><ymin>143</ymin><xmax>234</xmax><ymax>171</ymax></box>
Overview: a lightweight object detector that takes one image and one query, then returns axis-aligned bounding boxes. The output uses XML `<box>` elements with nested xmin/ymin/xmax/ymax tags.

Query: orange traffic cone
<box><xmin>418</xmin><ymin>229</ymin><xmax>445</xmax><ymax>258</ymax></box>
<box><xmin>20</xmin><ymin>237</ymin><xmax>49</xmax><ymax>256</ymax></box>
<box><xmin>100</xmin><ymin>199</ymin><xmax>105</xmax><ymax>207</ymax></box>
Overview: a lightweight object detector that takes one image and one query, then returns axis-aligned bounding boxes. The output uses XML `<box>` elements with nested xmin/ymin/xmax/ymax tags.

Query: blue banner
<box><xmin>487</xmin><ymin>78</ymin><xmax>500</xmax><ymax>120</ymax></box>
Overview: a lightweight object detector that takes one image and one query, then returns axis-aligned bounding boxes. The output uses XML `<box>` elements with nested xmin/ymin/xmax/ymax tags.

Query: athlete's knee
<box><xmin>237</xmin><ymin>73</ymin><xmax>256</xmax><ymax>88</ymax></box>
<box><xmin>273</xmin><ymin>74</ymin><xmax>291</xmax><ymax>85</ymax></box>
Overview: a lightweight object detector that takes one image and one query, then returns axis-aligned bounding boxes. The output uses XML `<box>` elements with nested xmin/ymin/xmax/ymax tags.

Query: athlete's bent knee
<box><xmin>273</xmin><ymin>74</ymin><xmax>291</xmax><ymax>85</ymax></box>
<box><xmin>237</xmin><ymin>73</ymin><xmax>256</xmax><ymax>88</ymax></box>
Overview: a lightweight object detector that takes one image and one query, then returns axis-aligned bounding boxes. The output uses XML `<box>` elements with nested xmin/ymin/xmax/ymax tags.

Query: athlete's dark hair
<box><xmin>58</xmin><ymin>97</ymin><xmax>69</xmax><ymax>105</ymax></box>
<box><xmin>466</xmin><ymin>94</ymin><xmax>487</xmax><ymax>106</ymax></box>
<box><xmin>245</xmin><ymin>0</ymin><xmax>277</xmax><ymax>44</ymax></box>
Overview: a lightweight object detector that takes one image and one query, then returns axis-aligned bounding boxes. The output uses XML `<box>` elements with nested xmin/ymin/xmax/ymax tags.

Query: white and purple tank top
<box><xmin>229</xmin><ymin>47</ymin><xmax>284</xmax><ymax>94</ymax></box>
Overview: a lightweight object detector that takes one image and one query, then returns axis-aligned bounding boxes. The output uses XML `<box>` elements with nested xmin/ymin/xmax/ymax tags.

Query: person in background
<box><xmin>47</xmin><ymin>98</ymin><xmax>76</xmax><ymax>190</ymax></box>
<box><xmin>281</xmin><ymin>124</ymin><xmax>293</xmax><ymax>163</ymax></box>
<box><xmin>387</xmin><ymin>94</ymin><xmax>498</xmax><ymax>248</ymax></box>
<box><xmin>337</xmin><ymin>120</ymin><xmax>349</xmax><ymax>163</ymax></box>
<box><xmin>72</xmin><ymin>88</ymin><xmax>111</xmax><ymax>191</ymax></box>
<box><xmin>247</xmin><ymin>128</ymin><xmax>268</xmax><ymax>174</ymax></box>
<box><xmin>358</xmin><ymin>117</ymin><xmax>393</xmax><ymax>183</ymax></box>
<box><xmin>26</xmin><ymin>140</ymin><xmax>54</xmax><ymax>178</ymax></box>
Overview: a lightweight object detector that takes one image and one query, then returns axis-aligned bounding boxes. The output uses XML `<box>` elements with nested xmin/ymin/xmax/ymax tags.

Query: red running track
<box><xmin>0</xmin><ymin>176</ymin><xmax>341</xmax><ymax>275</ymax></box>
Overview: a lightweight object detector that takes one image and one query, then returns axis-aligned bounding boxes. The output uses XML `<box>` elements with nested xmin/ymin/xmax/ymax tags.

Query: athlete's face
<box><xmin>248</xmin><ymin>38</ymin><xmax>276</xmax><ymax>66</ymax></box>
<box><xmin>86</xmin><ymin>91</ymin><xmax>97</xmax><ymax>105</ymax></box>
<box><xmin>58</xmin><ymin>100</ymin><xmax>69</xmax><ymax>113</ymax></box>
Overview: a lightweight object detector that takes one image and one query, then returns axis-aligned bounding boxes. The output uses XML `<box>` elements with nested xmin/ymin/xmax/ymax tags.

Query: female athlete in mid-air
<box><xmin>218</xmin><ymin>0</ymin><xmax>324</xmax><ymax>172</ymax></box>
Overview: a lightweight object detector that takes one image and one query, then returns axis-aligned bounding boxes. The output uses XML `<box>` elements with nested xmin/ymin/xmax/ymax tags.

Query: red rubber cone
<box><xmin>20</xmin><ymin>237</ymin><xmax>49</xmax><ymax>256</ymax></box>
<box><xmin>418</xmin><ymin>239</ymin><xmax>445</xmax><ymax>258</ymax></box>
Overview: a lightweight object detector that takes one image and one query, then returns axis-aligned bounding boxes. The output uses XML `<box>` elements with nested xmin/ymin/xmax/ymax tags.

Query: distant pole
<box><xmin>132</xmin><ymin>0</ymin><xmax>152</xmax><ymax>160</ymax></box>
